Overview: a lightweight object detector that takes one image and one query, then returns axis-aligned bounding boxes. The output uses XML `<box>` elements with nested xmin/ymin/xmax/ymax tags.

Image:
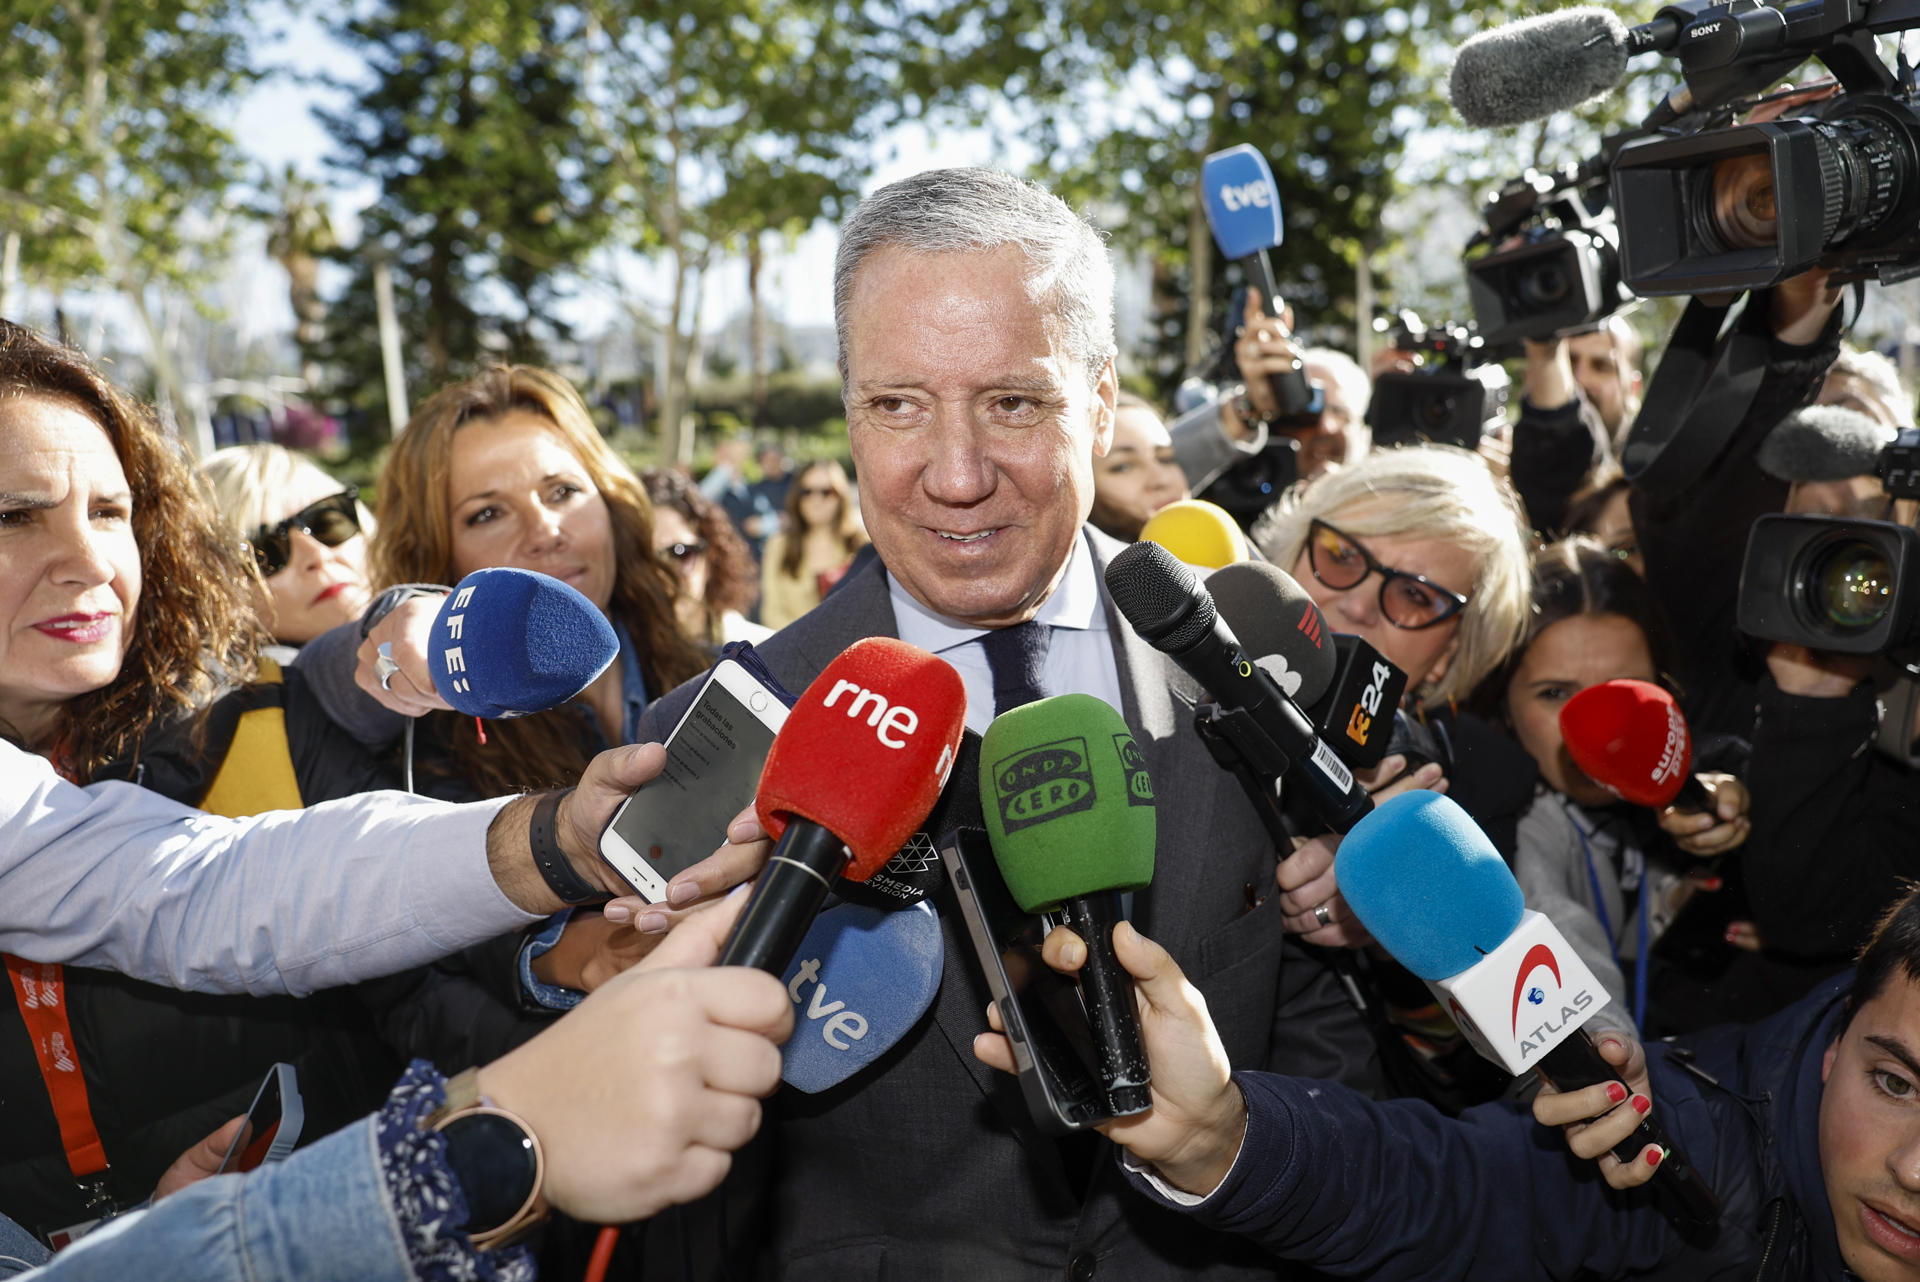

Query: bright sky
<box><xmin>227</xmin><ymin>9</ymin><xmax>1012</xmax><ymax>342</ymax></box>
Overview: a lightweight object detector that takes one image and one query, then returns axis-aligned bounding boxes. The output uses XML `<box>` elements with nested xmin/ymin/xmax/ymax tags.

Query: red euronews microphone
<box><xmin>720</xmin><ymin>638</ymin><xmax>968</xmax><ymax>973</ymax></box>
<box><xmin>1559</xmin><ymin>679</ymin><xmax>1710</xmax><ymax>812</ymax></box>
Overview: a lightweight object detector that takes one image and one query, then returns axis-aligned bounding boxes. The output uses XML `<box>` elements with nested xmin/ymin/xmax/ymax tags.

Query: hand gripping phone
<box><xmin>940</xmin><ymin>826</ymin><xmax>1120</xmax><ymax>1134</ymax></box>
<box><xmin>216</xmin><ymin>1061</ymin><xmax>303</xmax><ymax>1175</ymax></box>
<box><xmin>599</xmin><ymin>658</ymin><xmax>789</xmax><ymax>902</ymax></box>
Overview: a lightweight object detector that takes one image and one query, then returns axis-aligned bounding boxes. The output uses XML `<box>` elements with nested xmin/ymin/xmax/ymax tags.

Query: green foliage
<box><xmin>0</xmin><ymin>0</ymin><xmax>253</xmax><ymax>291</ymax></box>
<box><xmin>315</xmin><ymin>0</ymin><xmax>612</xmax><ymax>403</ymax></box>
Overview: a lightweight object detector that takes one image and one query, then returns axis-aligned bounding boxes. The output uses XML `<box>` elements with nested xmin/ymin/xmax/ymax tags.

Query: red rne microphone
<box><xmin>720</xmin><ymin>638</ymin><xmax>967</xmax><ymax>973</ymax></box>
<box><xmin>1559</xmin><ymin>679</ymin><xmax>1710</xmax><ymax>812</ymax></box>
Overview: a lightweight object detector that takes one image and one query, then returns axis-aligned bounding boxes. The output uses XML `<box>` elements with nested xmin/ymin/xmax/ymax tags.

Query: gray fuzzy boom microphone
<box><xmin>1448</xmin><ymin>7</ymin><xmax>1631</xmax><ymax>128</ymax></box>
<box><xmin>1757</xmin><ymin>405</ymin><xmax>1900</xmax><ymax>483</ymax></box>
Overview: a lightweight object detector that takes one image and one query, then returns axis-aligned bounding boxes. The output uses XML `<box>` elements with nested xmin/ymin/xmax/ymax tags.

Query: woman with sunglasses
<box><xmin>641</xmin><ymin>467</ymin><xmax>771</xmax><ymax>648</ymax></box>
<box><xmin>0</xmin><ymin>322</ymin><xmax>401</xmax><ymax>1244</ymax></box>
<box><xmin>1254</xmin><ymin>444</ymin><xmax>1538</xmax><ymax>1107</ymax></box>
<box><xmin>201</xmin><ymin>444</ymin><xmax>374</xmax><ymax>660</ymax></box>
<box><xmin>759</xmin><ymin>458</ymin><xmax>868</xmax><ymax>630</ymax></box>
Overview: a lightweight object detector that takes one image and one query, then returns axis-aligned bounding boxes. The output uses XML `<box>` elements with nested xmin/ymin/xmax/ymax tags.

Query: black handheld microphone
<box><xmin>1106</xmin><ymin>541</ymin><xmax>1373</xmax><ymax>833</ymax></box>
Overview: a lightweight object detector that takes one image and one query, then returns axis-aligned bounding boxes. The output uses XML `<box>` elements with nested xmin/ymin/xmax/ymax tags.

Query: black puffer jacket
<box><xmin>0</xmin><ymin>668</ymin><xmax>400</xmax><ymax>1241</ymax></box>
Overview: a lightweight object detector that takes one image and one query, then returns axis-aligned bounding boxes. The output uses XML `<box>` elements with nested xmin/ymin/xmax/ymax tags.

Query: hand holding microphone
<box><xmin>720</xmin><ymin>638</ymin><xmax>966</xmax><ymax>973</ymax></box>
<box><xmin>980</xmin><ymin>693</ymin><xmax>1157</xmax><ymax>1114</ymax></box>
<box><xmin>1559</xmin><ymin>679</ymin><xmax>1750</xmax><ymax>855</ymax></box>
<box><xmin>1335</xmin><ymin>792</ymin><xmax>1722</xmax><ymax>1232</ymax></box>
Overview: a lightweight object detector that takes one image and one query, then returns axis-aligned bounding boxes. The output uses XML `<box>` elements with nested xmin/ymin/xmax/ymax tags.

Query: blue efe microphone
<box><xmin>1335</xmin><ymin>792</ymin><xmax>1722</xmax><ymax>1233</ymax></box>
<box><xmin>778</xmin><ymin>900</ymin><xmax>943</xmax><ymax>1093</ymax></box>
<box><xmin>427</xmin><ymin>568</ymin><xmax>619</xmax><ymax>718</ymax></box>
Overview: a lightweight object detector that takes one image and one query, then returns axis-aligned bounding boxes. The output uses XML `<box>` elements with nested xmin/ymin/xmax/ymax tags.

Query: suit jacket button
<box><xmin>1068</xmin><ymin>1251</ymin><xmax>1096</xmax><ymax>1281</ymax></box>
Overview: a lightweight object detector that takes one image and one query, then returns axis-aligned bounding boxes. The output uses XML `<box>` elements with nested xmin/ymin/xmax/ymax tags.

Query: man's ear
<box><xmin>1823</xmin><ymin>1036</ymin><xmax>1839</xmax><ymax>1084</ymax></box>
<box><xmin>1091</xmin><ymin>360</ymin><xmax>1118</xmax><ymax>458</ymax></box>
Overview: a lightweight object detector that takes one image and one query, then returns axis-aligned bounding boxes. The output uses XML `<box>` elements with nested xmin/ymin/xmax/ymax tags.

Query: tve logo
<box><xmin>779</xmin><ymin>902</ymin><xmax>944</xmax><ymax>1094</ymax></box>
<box><xmin>1201</xmin><ymin>144</ymin><xmax>1284</xmax><ymax>261</ymax></box>
<box><xmin>823</xmin><ymin>679</ymin><xmax>919</xmax><ymax>748</ymax></box>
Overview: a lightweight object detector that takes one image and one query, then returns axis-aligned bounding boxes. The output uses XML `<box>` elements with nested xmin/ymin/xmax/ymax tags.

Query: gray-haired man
<box><xmin>641</xmin><ymin>167</ymin><xmax>1378</xmax><ymax>1280</ymax></box>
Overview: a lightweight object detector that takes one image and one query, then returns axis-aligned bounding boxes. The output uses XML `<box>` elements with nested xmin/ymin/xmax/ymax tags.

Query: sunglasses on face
<box><xmin>1305</xmin><ymin>518</ymin><xmax>1470</xmax><ymax>631</ymax></box>
<box><xmin>245</xmin><ymin>489</ymin><xmax>360</xmax><ymax>579</ymax></box>
<box><xmin>660</xmin><ymin>539</ymin><xmax>708</xmax><ymax>564</ymax></box>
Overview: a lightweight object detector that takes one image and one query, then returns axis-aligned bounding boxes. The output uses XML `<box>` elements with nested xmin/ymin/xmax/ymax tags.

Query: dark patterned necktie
<box><xmin>978</xmin><ymin>620</ymin><xmax>1053</xmax><ymax>715</ymax></box>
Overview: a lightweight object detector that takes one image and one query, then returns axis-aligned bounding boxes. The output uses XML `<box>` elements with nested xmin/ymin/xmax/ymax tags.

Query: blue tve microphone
<box><xmin>778</xmin><ymin>900</ymin><xmax>944</xmax><ymax>1093</ymax></box>
<box><xmin>1199</xmin><ymin>145</ymin><xmax>1320</xmax><ymax>426</ymax></box>
<box><xmin>427</xmin><ymin>568</ymin><xmax>619</xmax><ymax>718</ymax></box>
<box><xmin>1335</xmin><ymin>792</ymin><xmax>1722</xmax><ymax>1233</ymax></box>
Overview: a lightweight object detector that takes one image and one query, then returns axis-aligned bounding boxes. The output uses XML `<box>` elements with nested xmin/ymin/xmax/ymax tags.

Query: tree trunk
<box><xmin>78</xmin><ymin>0</ymin><xmax>203</xmax><ymax>453</ymax></box>
<box><xmin>1185</xmin><ymin>180</ymin><xmax>1213</xmax><ymax>371</ymax></box>
<box><xmin>747</xmin><ymin>234</ymin><xmax>767</xmax><ymax>423</ymax></box>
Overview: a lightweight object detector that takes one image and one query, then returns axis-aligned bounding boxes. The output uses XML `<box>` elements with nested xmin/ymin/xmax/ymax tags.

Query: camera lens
<box><xmin>1705</xmin><ymin>153</ymin><xmax>1777</xmax><ymax>251</ymax></box>
<box><xmin>1803</xmin><ymin>537</ymin><xmax>1894</xmax><ymax>634</ymax></box>
<box><xmin>1516</xmin><ymin>261</ymin><xmax>1572</xmax><ymax>308</ymax></box>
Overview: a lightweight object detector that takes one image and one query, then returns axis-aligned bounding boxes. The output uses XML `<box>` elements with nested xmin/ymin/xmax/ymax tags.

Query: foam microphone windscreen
<box><xmin>1757</xmin><ymin>404</ymin><xmax>1898</xmax><ymax>483</ymax></box>
<box><xmin>1447</xmin><ymin>7</ymin><xmax>1629</xmax><ymax>128</ymax></box>
<box><xmin>1140</xmin><ymin>499</ymin><xmax>1249</xmax><ymax>571</ymax></box>
<box><xmin>1559</xmin><ymin>678</ymin><xmax>1693</xmax><ymax>809</ymax></box>
<box><xmin>1334</xmin><ymin>791</ymin><xmax>1524</xmax><ymax>981</ymax></box>
<box><xmin>755</xmin><ymin>637</ymin><xmax>967</xmax><ymax>881</ymax></box>
<box><xmin>428</xmin><ymin>568</ymin><xmax>619</xmax><ymax>718</ymax></box>
<box><xmin>1206</xmin><ymin>561</ymin><xmax>1337</xmax><ymax>706</ymax></box>
<box><xmin>979</xmin><ymin>693</ymin><xmax>1156</xmax><ymax>912</ymax></box>
<box><xmin>779</xmin><ymin>900</ymin><xmax>944</xmax><ymax>1093</ymax></box>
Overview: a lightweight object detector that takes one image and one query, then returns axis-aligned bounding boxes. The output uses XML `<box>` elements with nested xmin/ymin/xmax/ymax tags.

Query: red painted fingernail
<box><xmin>1606</xmin><ymin>1082</ymin><xmax>1628</xmax><ymax>1104</ymax></box>
<box><xmin>1631</xmin><ymin>1095</ymin><xmax>1651</xmax><ymax>1115</ymax></box>
<box><xmin>1724</xmin><ymin>927</ymin><xmax>1742</xmax><ymax>944</ymax></box>
<box><xmin>1645</xmin><ymin>1147</ymin><xmax>1664</xmax><ymax>1168</ymax></box>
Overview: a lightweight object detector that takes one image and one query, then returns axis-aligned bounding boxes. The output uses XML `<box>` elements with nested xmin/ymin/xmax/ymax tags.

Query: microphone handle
<box><xmin>1669</xmin><ymin>774</ymin><xmax>1712</xmax><ymax>813</ymax></box>
<box><xmin>719</xmin><ymin>821</ymin><xmax>850</xmax><ymax>974</ymax></box>
<box><xmin>1169</xmin><ymin>619</ymin><xmax>1373</xmax><ymax>832</ymax></box>
<box><xmin>1057</xmin><ymin>890</ymin><xmax>1152</xmax><ymax>1115</ymax></box>
<box><xmin>1536</xmin><ymin>1030</ymin><xmax>1722</xmax><ymax>1232</ymax></box>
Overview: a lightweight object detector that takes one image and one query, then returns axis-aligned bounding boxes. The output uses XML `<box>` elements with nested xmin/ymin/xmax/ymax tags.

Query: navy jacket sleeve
<box><xmin>1509</xmin><ymin>395</ymin><xmax>1610</xmax><ymax>536</ymax></box>
<box><xmin>1127</xmin><ymin>1063</ymin><xmax>1727</xmax><ymax>1281</ymax></box>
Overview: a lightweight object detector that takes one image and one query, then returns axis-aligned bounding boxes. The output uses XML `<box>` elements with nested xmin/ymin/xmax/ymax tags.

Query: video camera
<box><xmin>1465</xmin><ymin>163</ymin><xmax>1633</xmax><ymax>345</ymax></box>
<box><xmin>1608</xmin><ymin>0</ymin><xmax>1920</xmax><ymax>295</ymax></box>
<box><xmin>1738</xmin><ymin>428</ymin><xmax>1920</xmax><ymax>655</ymax></box>
<box><xmin>1366</xmin><ymin>312</ymin><xmax>1510</xmax><ymax>451</ymax></box>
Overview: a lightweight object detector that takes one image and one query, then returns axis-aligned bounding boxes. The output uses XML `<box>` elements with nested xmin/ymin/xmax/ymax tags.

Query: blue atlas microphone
<box><xmin>1336</xmin><ymin>792</ymin><xmax>1722</xmax><ymax>1235</ymax></box>
<box><xmin>778</xmin><ymin>900</ymin><xmax>944</xmax><ymax>1093</ymax></box>
<box><xmin>427</xmin><ymin>568</ymin><xmax>619</xmax><ymax>718</ymax></box>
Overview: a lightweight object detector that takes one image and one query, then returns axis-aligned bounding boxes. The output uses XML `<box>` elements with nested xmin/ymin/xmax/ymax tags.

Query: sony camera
<box><xmin>1738</xmin><ymin>428</ymin><xmax>1920</xmax><ymax>655</ymax></box>
<box><xmin>1609</xmin><ymin>0</ymin><xmax>1920</xmax><ymax>295</ymax></box>
<box><xmin>1465</xmin><ymin>164</ymin><xmax>1632</xmax><ymax>345</ymax></box>
<box><xmin>1366</xmin><ymin>313</ymin><xmax>1511</xmax><ymax>451</ymax></box>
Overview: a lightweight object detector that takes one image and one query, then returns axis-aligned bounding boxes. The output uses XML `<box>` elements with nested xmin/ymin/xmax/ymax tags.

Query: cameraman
<box><xmin>1733</xmin><ymin>358</ymin><xmax>1920</xmax><ymax>974</ymax></box>
<box><xmin>1507</xmin><ymin>326</ymin><xmax>1629</xmax><ymax>535</ymax></box>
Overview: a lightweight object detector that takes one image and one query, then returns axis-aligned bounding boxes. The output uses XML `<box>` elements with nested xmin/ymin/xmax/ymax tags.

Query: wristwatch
<box><xmin>425</xmin><ymin>1068</ymin><xmax>548</xmax><ymax>1251</ymax></box>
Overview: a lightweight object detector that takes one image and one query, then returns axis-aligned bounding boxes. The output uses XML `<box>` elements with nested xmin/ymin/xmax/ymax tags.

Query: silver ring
<box><xmin>1312</xmin><ymin>901</ymin><xmax>1334</xmax><ymax>929</ymax></box>
<box><xmin>375</xmin><ymin>641</ymin><xmax>402</xmax><ymax>692</ymax></box>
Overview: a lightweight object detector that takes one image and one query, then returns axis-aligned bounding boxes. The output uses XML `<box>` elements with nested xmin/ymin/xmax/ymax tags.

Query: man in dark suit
<box><xmin>641</xmin><ymin>167</ymin><xmax>1381</xmax><ymax>1280</ymax></box>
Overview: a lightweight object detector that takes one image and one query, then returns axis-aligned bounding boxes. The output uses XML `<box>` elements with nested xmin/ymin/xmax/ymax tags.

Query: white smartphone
<box><xmin>599</xmin><ymin>658</ymin><xmax>789</xmax><ymax>902</ymax></box>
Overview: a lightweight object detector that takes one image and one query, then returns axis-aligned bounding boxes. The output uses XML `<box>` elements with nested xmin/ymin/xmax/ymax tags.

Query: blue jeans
<box><xmin>20</xmin><ymin>1119</ymin><xmax>414</xmax><ymax>1282</ymax></box>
